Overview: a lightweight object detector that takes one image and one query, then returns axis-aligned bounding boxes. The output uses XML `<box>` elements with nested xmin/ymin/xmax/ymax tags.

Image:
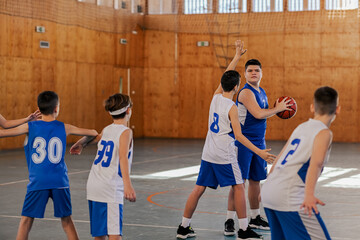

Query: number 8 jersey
<box><xmin>261</xmin><ymin>119</ymin><xmax>331</xmax><ymax>211</ymax></box>
<box><xmin>24</xmin><ymin>120</ymin><xmax>68</xmax><ymax>191</ymax></box>
<box><xmin>201</xmin><ymin>94</ymin><xmax>237</xmax><ymax>165</ymax></box>
<box><xmin>87</xmin><ymin>124</ymin><xmax>133</xmax><ymax>204</ymax></box>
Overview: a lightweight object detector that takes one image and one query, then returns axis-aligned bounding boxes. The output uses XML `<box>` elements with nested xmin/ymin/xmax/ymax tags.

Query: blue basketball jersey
<box><xmin>24</xmin><ymin>120</ymin><xmax>68</xmax><ymax>191</ymax></box>
<box><xmin>236</xmin><ymin>83</ymin><xmax>268</xmax><ymax>142</ymax></box>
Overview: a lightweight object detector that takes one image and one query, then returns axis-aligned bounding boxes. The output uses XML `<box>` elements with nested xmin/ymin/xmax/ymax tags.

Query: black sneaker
<box><xmin>224</xmin><ymin>219</ymin><xmax>236</xmax><ymax>236</ymax></box>
<box><xmin>237</xmin><ymin>226</ymin><xmax>263</xmax><ymax>239</ymax></box>
<box><xmin>176</xmin><ymin>225</ymin><xmax>196</xmax><ymax>239</ymax></box>
<box><xmin>249</xmin><ymin>215</ymin><xmax>270</xmax><ymax>230</ymax></box>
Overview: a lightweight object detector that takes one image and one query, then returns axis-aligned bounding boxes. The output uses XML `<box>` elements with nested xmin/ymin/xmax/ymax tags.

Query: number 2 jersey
<box><xmin>261</xmin><ymin>119</ymin><xmax>331</xmax><ymax>211</ymax></box>
<box><xmin>87</xmin><ymin>124</ymin><xmax>133</xmax><ymax>204</ymax></box>
<box><xmin>24</xmin><ymin>120</ymin><xmax>68</xmax><ymax>191</ymax></box>
<box><xmin>201</xmin><ymin>94</ymin><xmax>237</xmax><ymax>164</ymax></box>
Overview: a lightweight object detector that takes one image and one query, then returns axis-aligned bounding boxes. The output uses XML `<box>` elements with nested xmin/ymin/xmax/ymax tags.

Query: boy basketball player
<box><xmin>261</xmin><ymin>86</ymin><xmax>339</xmax><ymax>240</ymax></box>
<box><xmin>70</xmin><ymin>93</ymin><xmax>135</xmax><ymax>240</ymax></box>
<box><xmin>176</xmin><ymin>40</ymin><xmax>276</xmax><ymax>240</ymax></box>
<box><xmin>0</xmin><ymin>110</ymin><xmax>41</xmax><ymax>129</ymax></box>
<box><xmin>224</xmin><ymin>59</ymin><xmax>293</xmax><ymax>235</ymax></box>
<box><xmin>0</xmin><ymin>91</ymin><xmax>98</xmax><ymax>240</ymax></box>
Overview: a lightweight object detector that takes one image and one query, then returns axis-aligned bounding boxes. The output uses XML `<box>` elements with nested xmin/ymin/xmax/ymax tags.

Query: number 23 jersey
<box><xmin>87</xmin><ymin>124</ymin><xmax>133</xmax><ymax>204</ymax></box>
<box><xmin>261</xmin><ymin>119</ymin><xmax>331</xmax><ymax>211</ymax></box>
<box><xmin>201</xmin><ymin>94</ymin><xmax>237</xmax><ymax>165</ymax></box>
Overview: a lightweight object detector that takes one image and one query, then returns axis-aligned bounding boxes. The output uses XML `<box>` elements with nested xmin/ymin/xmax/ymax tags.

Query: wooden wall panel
<box><xmin>284</xmin><ymin>33</ymin><xmax>321</xmax><ymax>67</ymax></box>
<box><xmin>7</xmin><ymin>16</ymin><xmax>32</xmax><ymax>58</ymax></box>
<box><xmin>144</xmin><ymin>68</ymin><xmax>179</xmax><ymax>137</ymax></box>
<box><xmin>97</xmin><ymin>32</ymin><xmax>115</xmax><ymax>65</ymax></box>
<box><xmin>321</xmin><ymin>32</ymin><xmax>359</xmax><ymax>67</ymax></box>
<box><xmin>115</xmin><ymin>33</ymin><xmax>131</xmax><ymax>66</ymax></box>
<box><xmin>0</xmin><ymin>15</ymin><xmax>7</xmax><ymax>56</ymax></box>
<box><xmin>128</xmin><ymin>27</ymin><xmax>145</xmax><ymax>67</ymax></box>
<box><xmin>247</xmin><ymin>34</ymin><xmax>284</xmax><ymax>67</ymax></box>
<box><xmin>32</xmin><ymin>20</ymin><xmax>57</xmax><ymax>59</ymax></box>
<box><xmin>95</xmin><ymin>64</ymin><xmax>117</xmax><ymax>131</ymax></box>
<box><xmin>145</xmin><ymin>30</ymin><xmax>175</xmax><ymax>67</ymax></box>
<box><xmin>320</xmin><ymin>67</ymin><xmax>359</xmax><ymax>142</ymax></box>
<box><xmin>178</xmin><ymin>33</ymin><xmax>216</xmax><ymax>68</ymax></box>
<box><xmin>75</xmin><ymin>63</ymin><xmax>97</xmax><ymax>130</ymax></box>
<box><xmin>76</xmin><ymin>28</ymin><xmax>97</xmax><ymax>63</ymax></box>
<box><xmin>32</xmin><ymin>59</ymin><xmax>56</xmax><ymax>92</ymax></box>
<box><xmin>56</xmin><ymin>25</ymin><xmax>77</xmax><ymax>61</ymax></box>
<box><xmin>128</xmin><ymin>67</ymin><xmax>144</xmax><ymax>137</ymax></box>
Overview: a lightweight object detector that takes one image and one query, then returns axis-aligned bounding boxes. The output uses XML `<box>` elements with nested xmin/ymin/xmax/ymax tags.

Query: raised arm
<box><xmin>119</xmin><ymin>129</ymin><xmax>136</xmax><ymax>202</ymax></box>
<box><xmin>214</xmin><ymin>40</ymin><xmax>247</xmax><ymax>96</ymax></box>
<box><xmin>238</xmin><ymin>90</ymin><xmax>292</xmax><ymax>119</ymax></box>
<box><xmin>301</xmin><ymin>129</ymin><xmax>332</xmax><ymax>216</ymax></box>
<box><xmin>229</xmin><ymin>105</ymin><xmax>276</xmax><ymax>163</ymax></box>
<box><xmin>0</xmin><ymin>123</ymin><xmax>29</xmax><ymax>138</ymax></box>
<box><xmin>0</xmin><ymin>110</ymin><xmax>41</xmax><ymax>129</ymax></box>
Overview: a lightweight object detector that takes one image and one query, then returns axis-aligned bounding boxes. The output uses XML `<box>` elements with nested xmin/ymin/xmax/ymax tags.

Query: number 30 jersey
<box><xmin>201</xmin><ymin>94</ymin><xmax>237</xmax><ymax>165</ymax></box>
<box><xmin>261</xmin><ymin>119</ymin><xmax>331</xmax><ymax>211</ymax></box>
<box><xmin>24</xmin><ymin>120</ymin><xmax>68</xmax><ymax>191</ymax></box>
<box><xmin>87</xmin><ymin>124</ymin><xmax>133</xmax><ymax>204</ymax></box>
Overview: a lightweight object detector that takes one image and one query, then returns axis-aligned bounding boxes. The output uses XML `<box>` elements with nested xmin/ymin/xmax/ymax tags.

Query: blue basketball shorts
<box><xmin>236</xmin><ymin>140</ymin><xmax>267</xmax><ymax>181</ymax></box>
<box><xmin>22</xmin><ymin>188</ymin><xmax>72</xmax><ymax>218</ymax></box>
<box><xmin>196</xmin><ymin>160</ymin><xmax>244</xmax><ymax>189</ymax></box>
<box><xmin>88</xmin><ymin>200</ymin><xmax>123</xmax><ymax>237</ymax></box>
<box><xmin>264</xmin><ymin>207</ymin><xmax>331</xmax><ymax>240</ymax></box>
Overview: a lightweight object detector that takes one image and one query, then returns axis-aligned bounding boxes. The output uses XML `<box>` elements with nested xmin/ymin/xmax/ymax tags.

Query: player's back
<box><xmin>236</xmin><ymin>83</ymin><xmax>268</xmax><ymax>141</ymax></box>
<box><xmin>261</xmin><ymin>119</ymin><xmax>331</xmax><ymax>211</ymax></box>
<box><xmin>87</xmin><ymin>123</ymin><xmax>133</xmax><ymax>204</ymax></box>
<box><xmin>202</xmin><ymin>94</ymin><xmax>237</xmax><ymax>164</ymax></box>
<box><xmin>24</xmin><ymin>120</ymin><xmax>68</xmax><ymax>191</ymax></box>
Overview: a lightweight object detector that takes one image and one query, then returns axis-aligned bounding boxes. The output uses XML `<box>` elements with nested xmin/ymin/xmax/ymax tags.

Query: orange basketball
<box><xmin>274</xmin><ymin>96</ymin><xmax>297</xmax><ymax>119</ymax></box>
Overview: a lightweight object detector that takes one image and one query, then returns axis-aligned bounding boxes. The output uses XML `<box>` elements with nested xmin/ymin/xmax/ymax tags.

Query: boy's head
<box><xmin>105</xmin><ymin>93</ymin><xmax>132</xmax><ymax>119</ymax></box>
<box><xmin>313</xmin><ymin>86</ymin><xmax>339</xmax><ymax>116</ymax></box>
<box><xmin>221</xmin><ymin>70</ymin><xmax>240</xmax><ymax>92</ymax></box>
<box><xmin>37</xmin><ymin>91</ymin><xmax>59</xmax><ymax>115</ymax></box>
<box><xmin>245</xmin><ymin>59</ymin><xmax>262</xmax><ymax>70</ymax></box>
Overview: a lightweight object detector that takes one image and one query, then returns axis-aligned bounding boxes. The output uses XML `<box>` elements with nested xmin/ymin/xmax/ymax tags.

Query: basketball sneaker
<box><xmin>237</xmin><ymin>226</ymin><xmax>263</xmax><ymax>239</ymax></box>
<box><xmin>176</xmin><ymin>225</ymin><xmax>196</xmax><ymax>239</ymax></box>
<box><xmin>249</xmin><ymin>215</ymin><xmax>270</xmax><ymax>230</ymax></box>
<box><xmin>224</xmin><ymin>218</ymin><xmax>236</xmax><ymax>236</ymax></box>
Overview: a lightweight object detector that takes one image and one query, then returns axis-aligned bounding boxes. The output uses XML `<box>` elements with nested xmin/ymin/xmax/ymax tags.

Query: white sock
<box><xmin>181</xmin><ymin>217</ymin><xmax>191</xmax><ymax>227</ymax></box>
<box><xmin>250</xmin><ymin>209</ymin><xmax>260</xmax><ymax>219</ymax></box>
<box><xmin>226</xmin><ymin>210</ymin><xmax>236</xmax><ymax>220</ymax></box>
<box><xmin>238</xmin><ymin>218</ymin><xmax>248</xmax><ymax>231</ymax></box>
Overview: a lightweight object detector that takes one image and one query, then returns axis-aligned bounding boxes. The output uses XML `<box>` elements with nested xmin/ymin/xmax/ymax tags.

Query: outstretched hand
<box><xmin>70</xmin><ymin>143</ymin><xmax>83</xmax><ymax>155</ymax></box>
<box><xmin>235</xmin><ymin>40</ymin><xmax>247</xmax><ymax>57</ymax></box>
<box><xmin>27</xmin><ymin>110</ymin><xmax>41</xmax><ymax>122</ymax></box>
<box><xmin>259</xmin><ymin>148</ymin><xmax>276</xmax><ymax>164</ymax></box>
<box><xmin>300</xmin><ymin>195</ymin><xmax>325</xmax><ymax>217</ymax></box>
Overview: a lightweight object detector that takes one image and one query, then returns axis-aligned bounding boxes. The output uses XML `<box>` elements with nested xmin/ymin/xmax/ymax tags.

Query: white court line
<box><xmin>0</xmin><ymin>214</ymin><xmax>352</xmax><ymax>239</ymax></box>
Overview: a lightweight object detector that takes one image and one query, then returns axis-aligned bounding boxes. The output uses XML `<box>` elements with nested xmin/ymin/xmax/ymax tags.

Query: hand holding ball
<box><xmin>274</xmin><ymin>96</ymin><xmax>297</xmax><ymax>119</ymax></box>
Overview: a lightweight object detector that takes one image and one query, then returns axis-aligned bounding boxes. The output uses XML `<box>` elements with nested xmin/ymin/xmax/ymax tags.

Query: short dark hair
<box><xmin>221</xmin><ymin>70</ymin><xmax>240</xmax><ymax>92</ymax></box>
<box><xmin>314</xmin><ymin>86</ymin><xmax>338</xmax><ymax>115</ymax></box>
<box><xmin>245</xmin><ymin>59</ymin><xmax>262</xmax><ymax>70</ymax></box>
<box><xmin>37</xmin><ymin>91</ymin><xmax>59</xmax><ymax>115</ymax></box>
<box><xmin>105</xmin><ymin>93</ymin><xmax>132</xmax><ymax>119</ymax></box>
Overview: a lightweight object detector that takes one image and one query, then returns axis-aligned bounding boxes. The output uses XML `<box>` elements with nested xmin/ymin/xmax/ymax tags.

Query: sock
<box><xmin>181</xmin><ymin>217</ymin><xmax>191</xmax><ymax>228</ymax></box>
<box><xmin>238</xmin><ymin>218</ymin><xmax>248</xmax><ymax>231</ymax></box>
<box><xmin>250</xmin><ymin>209</ymin><xmax>260</xmax><ymax>219</ymax></box>
<box><xmin>226</xmin><ymin>210</ymin><xmax>236</xmax><ymax>220</ymax></box>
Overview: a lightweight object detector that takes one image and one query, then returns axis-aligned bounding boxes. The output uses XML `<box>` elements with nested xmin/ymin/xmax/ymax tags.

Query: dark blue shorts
<box><xmin>196</xmin><ymin>160</ymin><xmax>243</xmax><ymax>189</ymax></box>
<box><xmin>236</xmin><ymin>140</ymin><xmax>267</xmax><ymax>181</ymax></box>
<box><xmin>88</xmin><ymin>200</ymin><xmax>123</xmax><ymax>237</ymax></box>
<box><xmin>22</xmin><ymin>188</ymin><xmax>72</xmax><ymax>218</ymax></box>
<box><xmin>264</xmin><ymin>207</ymin><xmax>331</xmax><ymax>240</ymax></box>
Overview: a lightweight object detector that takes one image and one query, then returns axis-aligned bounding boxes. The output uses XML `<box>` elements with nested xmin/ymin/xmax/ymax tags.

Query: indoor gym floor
<box><xmin>0</xmin><ymin>138</ymin><xmax>359</xmax><ymax>240</ymax></box>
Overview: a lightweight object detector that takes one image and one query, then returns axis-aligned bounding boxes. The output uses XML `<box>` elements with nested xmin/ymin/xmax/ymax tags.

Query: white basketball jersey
<box><xmin>201</xmin><ymin>94</ymin><xmax>237</xmax><ymax>164</ymax></box>
<box><xmin>261</xmin><ymin>119</ymin><xmax>331</xmax><ymax>211</ymax></box>
<box><xmin>87</xmin><ymin>124</ymin><xmax>133</xmax><ymax>204</ymax></box>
